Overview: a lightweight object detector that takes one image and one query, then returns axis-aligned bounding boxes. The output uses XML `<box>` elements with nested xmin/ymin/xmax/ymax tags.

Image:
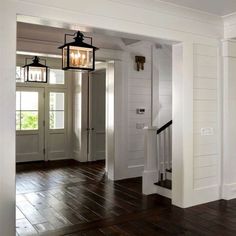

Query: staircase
<box><xmin>142</xmin><ymin>121</ymin><xmax>172</xmax><ymax>198</ymax></box>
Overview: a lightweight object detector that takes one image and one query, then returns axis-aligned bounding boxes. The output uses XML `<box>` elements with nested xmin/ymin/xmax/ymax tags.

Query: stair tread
<box><xmin>154</xmin><ymin>179</ymin><xmax>172</xmax><ymax>190</ymax></box>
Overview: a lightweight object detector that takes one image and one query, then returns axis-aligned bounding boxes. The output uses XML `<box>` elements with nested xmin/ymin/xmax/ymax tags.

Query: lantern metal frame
<box><xmin>23</xmin><ymin>56</ymin><xmax>48</xmax><ymax>83</ymax></box>
<box><xmin>58</xmin><ymin>31</ymin><xmax>98</xmax><ymax>71</ymax></box>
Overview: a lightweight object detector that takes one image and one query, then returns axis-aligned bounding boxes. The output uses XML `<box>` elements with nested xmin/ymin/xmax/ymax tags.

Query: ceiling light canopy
<box><xmin>59</xmin><ymin>31</ymin><xmax>98</xmax><ymax>71</ymax></box>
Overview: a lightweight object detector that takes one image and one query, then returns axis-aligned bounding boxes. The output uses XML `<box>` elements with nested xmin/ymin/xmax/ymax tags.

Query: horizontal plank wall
<box><xmin>127</xmin><ymin>42</ymin><xmax>152</xmax><ymax>178</ymax></box>
<box><xmin>157</xmin><ymin>45</ymin><xmax>172</xmax><ymax>127</ymax></box>
<box><xmin>193</xmin><ymin>44</ymin><xmax>220</xmax><ymax>204</ymax></box>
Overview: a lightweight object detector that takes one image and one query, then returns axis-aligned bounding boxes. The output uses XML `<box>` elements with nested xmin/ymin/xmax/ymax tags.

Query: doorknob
<box><xmin>86</xmin><ymin>128</ymin><xmax>95</xmax><ymax>131</ymax></box>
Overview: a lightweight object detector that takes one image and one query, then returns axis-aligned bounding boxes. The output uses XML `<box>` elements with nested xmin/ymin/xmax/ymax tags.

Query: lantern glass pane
<box><xmin>63</xmin><ymin>47</ymin><xmax>68</xmax><ymax>68</ymax></box>
<box><xmin>27</xmin><ymin>67</ymin><xmax>47</xmax><ymax>82</ymax></box>
<box><xmin>69</xmin><ymin>46</ymin><xmax>93</xmax><ymax>69</ymax></box>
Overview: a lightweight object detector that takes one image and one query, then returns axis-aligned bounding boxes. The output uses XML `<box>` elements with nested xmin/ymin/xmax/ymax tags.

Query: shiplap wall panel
<box><xmin>127</xmin><ymin>42</ymin><xmax>152</xmax><ymax>171</ymax></box>
<box><xmin>193</xmin><ymin>44</ymin><xmax>219</xmax><ymax>190</ymax></box>
<box><xmin>158</xmin><ymin>45</ymin><xmax>172</xmax><ymax>128</ymax></box>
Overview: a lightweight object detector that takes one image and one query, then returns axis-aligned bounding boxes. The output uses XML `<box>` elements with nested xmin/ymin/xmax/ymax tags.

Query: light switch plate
<box><xmin>200</xmin><ymin>127</ymin><xmax>214</xmax><ymax>136</ymax></box>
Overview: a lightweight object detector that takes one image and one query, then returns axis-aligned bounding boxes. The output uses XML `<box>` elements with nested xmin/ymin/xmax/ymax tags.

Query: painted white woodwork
<box><xmin>223</xmin><ymin>13</ymin><xmax>236</xmax><ymax>39</ymax></box>
<box><xmin>143</xmin><ymin>126</ymin><xmax>158</xmax><ymax>195</ymax></box>
<box><xmin>16</xmin><ymin>0</ymin><xmax>222</xmax><ymax>39</ymax></box>
<box><xmin>73</xmin><ymin>72</ymin><xmax>91</xmax><ymax>162</ymax></box>
<box><xmin>160</xmin><ymin>0</ymin><xmax>236</xmax><ymax>16</ymax></box>
<box><xmin>73</xmin><ymin>72</ymin><xmax>88</xmax><ymax>162</ymax></box>
<box><xmin>0</xmin><ymin>1</ymin><xmax>16</xmax><ymax>235</ymax></box>
<box><xmin>89</xmin><ymin>69</ymin><xmax>106</xmax><ymax>161</ymax></box>
<box><xmin>193</xmin><ymin>44</ymin><xmax>220</xmax><ymax>200</ymax></box>
<box><xmin>222</xmin><ymin>40</ymin><xmax>236</xmax><ymax>200</ymax></box>
<box><xmin>16</xmin><ymin>87</ymin><xmax>45</xmax><ymax>162</ymax></box>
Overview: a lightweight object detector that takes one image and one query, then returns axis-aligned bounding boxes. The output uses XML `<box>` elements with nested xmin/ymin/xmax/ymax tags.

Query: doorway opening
<box><xmin>15</xmin><ymin>18</ymin><xmax>182</xmax><ymax>235</ymax></box>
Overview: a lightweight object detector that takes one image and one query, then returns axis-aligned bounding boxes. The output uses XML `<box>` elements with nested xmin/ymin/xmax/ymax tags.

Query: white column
<box><xmin>222</xmin><ymin>40</ymin><xmax>236</xmax><ymax>200</ymax></box>
<box><xmin>0</xmin><ymin>1</ymin><xmax>16</xmax><ymax>235</ymax></box>
<box><xmin>142</xmin><ymin>126</ymin><xmax>158</xmax><ymax>195</ymax></box>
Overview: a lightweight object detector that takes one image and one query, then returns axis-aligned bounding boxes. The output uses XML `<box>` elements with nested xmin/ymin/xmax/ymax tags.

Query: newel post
<box><xmin>142</xmin><ymin>126</ymin><xmax>158</xmax><ymax>195</ymax></box>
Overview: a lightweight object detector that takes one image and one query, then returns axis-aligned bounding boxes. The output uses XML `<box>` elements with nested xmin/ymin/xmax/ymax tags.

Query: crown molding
<box><xmin>223</xmin><ymin>12</ymin><xmax>236</xmax><ymax>39</ymax></box>
<box><xmin>108</xmin><ymin>0</ymin><xmax>222</xmax><ymax>26</ymax></box>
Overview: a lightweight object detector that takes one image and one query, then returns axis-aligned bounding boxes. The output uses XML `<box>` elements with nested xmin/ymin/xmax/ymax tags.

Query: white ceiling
<box><xmin>159</xmin><ymin>0</ymin><xmax>236</xmax><ymax>16</ymax></box>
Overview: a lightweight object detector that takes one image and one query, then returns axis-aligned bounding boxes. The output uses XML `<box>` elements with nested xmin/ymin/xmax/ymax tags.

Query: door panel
<box><xmin>88</xmin><ymin>70</ymin><xmax>106</xmax><ymax>161</ymax></box>
<box><xmin>46</xmin><ymin>89</ymin><xmax>68</xmax><ymax>160</ymax></box>
<box><xmin>16</xmin><ymin>88</ymin><xmax>45</xmax><ymax>162</ymax></box>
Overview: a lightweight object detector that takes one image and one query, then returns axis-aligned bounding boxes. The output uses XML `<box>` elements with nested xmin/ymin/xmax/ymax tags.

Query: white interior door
<box><xmin>46</xmin><ymin>89</ymin><xmax>68</xmax><ymax>160</ymax></box>
<box><xmin>16</xmin><ymin>87</ymin><xmax>45</xmax><ymax>162</ymax></box>
<box><xmin>88</xmin><ymin>69</ymin><xmax>106</xmax><ymax>161</ymax></box>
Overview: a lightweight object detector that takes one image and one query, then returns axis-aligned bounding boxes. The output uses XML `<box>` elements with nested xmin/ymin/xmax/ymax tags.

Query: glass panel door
<box><xmin>46</xmin><ymin>89</ymin><xmax>67</xmax><ymax>161</ymax></box>
<box><xmin>16</xmin><ymin>87</ymin><xmax>45</xmax><ymax>162</ymax></box>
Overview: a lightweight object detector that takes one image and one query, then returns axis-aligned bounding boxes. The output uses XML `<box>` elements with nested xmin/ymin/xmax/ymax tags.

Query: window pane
<box><xmin>27</xmin><ymin>67</ymin><xmax>47</xmax><ymax>82</ymax></box>
<box><xmin>16</xmin><ymin>111</ymin><xmax>20</xmax><ymax>131</ymax></box>
<box><xmin>49</xmin><ymin>69</ymin><xmax>65</xmax><ymax>84</ymax></box>
<box><xmin>21</xmin><ymin>111</ymin><xmax>38</xmax><ymax>130</ymax></box>
<box><xmin>21</xmin><ymin>92</ymin><xmax>38</xmax><ymax>110</ymax></box>
<box><xmin>50</xmin><ymin>111</ymin><xmax>64</xmax><ymax>129</ymax></box>
<box><xmin>50</xmin><ymin>92</ymin><xmax>64</xmax><ymax>110</ymax></box>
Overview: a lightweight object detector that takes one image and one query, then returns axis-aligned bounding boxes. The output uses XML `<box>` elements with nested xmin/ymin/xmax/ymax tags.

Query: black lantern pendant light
<box><xmin>59</xmin><ymin>31</ymin><xmax>98</xmax><ymax>71</ymax></box>
<box><xmin>23</xmin><ymin>56</ymin><xmax>48</xmax><ymax>83</ymax></box>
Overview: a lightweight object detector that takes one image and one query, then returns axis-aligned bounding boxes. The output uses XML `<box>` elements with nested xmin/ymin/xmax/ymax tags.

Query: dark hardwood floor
<box><xmin>16</xmin><ymin>160</ymin><xmax>236</xmax><ymax>236</ymax></box>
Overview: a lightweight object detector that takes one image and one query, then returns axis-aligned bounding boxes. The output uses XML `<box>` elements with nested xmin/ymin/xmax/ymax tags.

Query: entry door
<box><xmin>16</xmin><ymin>87</ymin><xmax>45</xmax><ymax>162</ymax></box>
<box><xmin>88</xmin><ymin>70</ymin><xmax>106</xmax><ymax>161</ymax></box>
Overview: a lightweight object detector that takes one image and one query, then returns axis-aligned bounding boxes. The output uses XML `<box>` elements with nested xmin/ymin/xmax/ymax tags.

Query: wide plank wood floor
<box><xmin>16</xmin><ymin>160</ymin><xmax>236</xmax><ymax>235</ymax></box>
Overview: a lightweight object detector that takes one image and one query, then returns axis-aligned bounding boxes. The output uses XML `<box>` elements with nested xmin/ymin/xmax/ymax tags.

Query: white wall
<box><xmin>127</xmin><ymin>41</ymin><xmax>152</xmax><ymax>178</ymax></box>
<box><xmin>157</xmin><ymin>45</ymin><xmax>172</xmax><ymax>127</ymax></box>
<box><xmin>192</xmin><ymin>44</ymin><xmax>221</xmax><ymax>204</ymax></box>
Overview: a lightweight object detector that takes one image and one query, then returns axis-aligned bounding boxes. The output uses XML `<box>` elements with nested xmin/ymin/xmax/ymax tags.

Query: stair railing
<box><xmin>142</xmin><ymin>121</ymin><xmax>172</xmax><ymax>195</ymax></box>
<box><xmin>157</xmin><ymin>120</ymin><xmax>172</xmax><ymax>182</ymax></box>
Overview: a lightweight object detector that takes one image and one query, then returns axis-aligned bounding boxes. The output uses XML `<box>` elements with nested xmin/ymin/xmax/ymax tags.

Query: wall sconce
<box><xmin>135</xmin><ymin>56</ymin><xmax>146</xmax><ymax>71</ymax></box>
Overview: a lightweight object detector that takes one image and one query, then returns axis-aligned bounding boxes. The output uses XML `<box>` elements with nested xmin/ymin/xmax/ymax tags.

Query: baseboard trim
<box><xmin>127</xmin><ymin>165</ymin><xmax>144</xmax><ymax>178</ymax></box>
